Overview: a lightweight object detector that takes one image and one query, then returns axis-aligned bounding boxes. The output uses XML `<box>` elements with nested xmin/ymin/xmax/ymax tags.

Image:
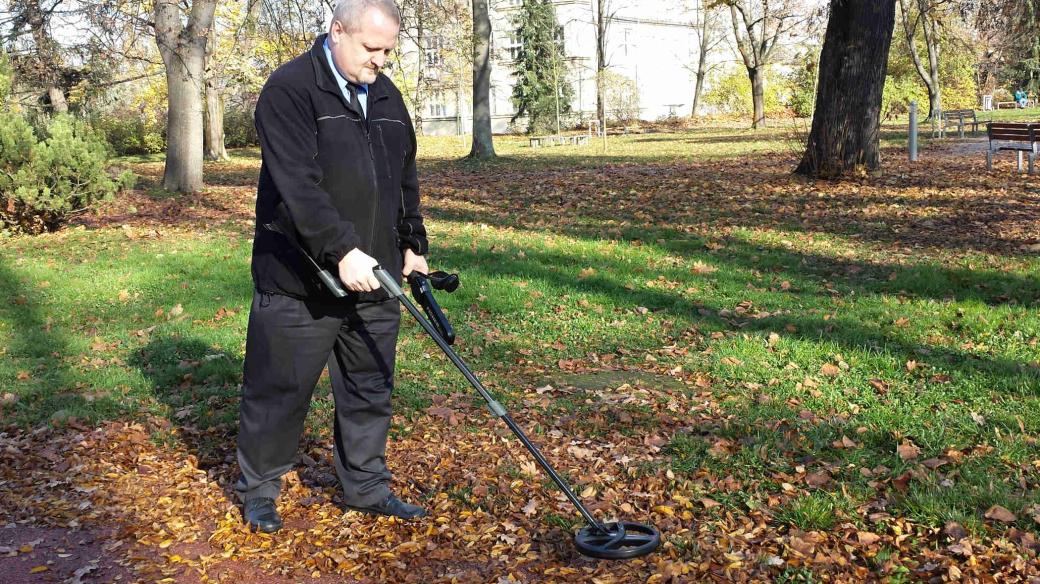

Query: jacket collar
<box><xmin>310</xmin><ymin>34</ymin><xmax>391</xmax><ymax>111</ymax></box>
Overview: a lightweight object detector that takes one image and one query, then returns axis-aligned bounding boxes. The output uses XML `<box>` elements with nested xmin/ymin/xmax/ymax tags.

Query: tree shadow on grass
<box><xmin>433</xmin><ymin>235</ymin><xmax>1040</xmax><ymax>397</ymax></box>
<box><xmin>129</xmin><ymin>334</ymin><xmax>346</xmax><ymax>507</ymax></box>
<box><xmin>420</xmin><ymin>153</ymin><xmax>1040</xmax><ymax>255</ymax></box>
<box><xmin>129</xmin><ymin>335</ymin><xmax>241</xmax><ymax>472</ymax></box>
<box><xmin>0</xmin><ymin>260</ymin><xmax>131</xmax><ymax>427</ymax></box>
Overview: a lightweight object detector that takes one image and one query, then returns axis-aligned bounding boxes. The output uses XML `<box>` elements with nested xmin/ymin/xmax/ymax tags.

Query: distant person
<box><xmin>235</xmin><ymin>0</ymin><xmax>430</xmax><ymax>534</ymax></box>
<box><xmin>1015</xmin><ymin>89</ymin><xmax>1029</xmax><ymax>108</ymax></box>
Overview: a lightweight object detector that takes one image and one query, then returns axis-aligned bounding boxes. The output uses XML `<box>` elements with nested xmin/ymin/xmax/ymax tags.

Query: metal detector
<box><xmin>374</xmin><ymin>267</ymin><xmax>661</xmax><ymax>560</ymax></box>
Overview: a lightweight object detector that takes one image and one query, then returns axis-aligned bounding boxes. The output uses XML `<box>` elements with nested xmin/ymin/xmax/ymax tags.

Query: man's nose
<box><xmin>372</xmin><ymin>53</ymin><xmax>387</xmax><ymax>68</ymax></box>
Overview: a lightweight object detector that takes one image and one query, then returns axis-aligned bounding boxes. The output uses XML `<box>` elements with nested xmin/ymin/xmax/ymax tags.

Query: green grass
<box><xmin>4</xmin><ymin>125</ymin><xmax>1040</xmax><ymax>539</ymax></box>
<box><xmin>773</xmin><ymin>492</ymin><xmax>856</xmax><ymax>531</ymax></box>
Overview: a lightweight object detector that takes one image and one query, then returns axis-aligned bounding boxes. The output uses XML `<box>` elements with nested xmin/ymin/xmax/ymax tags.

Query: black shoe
<box><xmin>345</xmin><ymin>494</ymin><xmax>427</xmax><ymax>520</ymax></box>
<box><xmin>243</xmin><ymin>497</ymin><xmax>282</xmax><ymax>533</ymax></box>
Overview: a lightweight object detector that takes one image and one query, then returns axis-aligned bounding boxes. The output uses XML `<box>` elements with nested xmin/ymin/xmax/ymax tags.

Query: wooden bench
<box><xmin>529</xmin><ymin>134</ymin><xmax>590</xmax><ymax>148</ymax></box>
<box><xmin>986</xmin><ymin>122</ymin><xmax>1040</xmax><ymax>174</ymax></box>
<box><xmin>941</xmin><ymin>109</ymin><xmax>980</xmax><ymax>137</ymax></box>
<box><xmin>996</xmin><ymin>99</ymin><xmax>1036</xmax><ymax>109</ymax></box>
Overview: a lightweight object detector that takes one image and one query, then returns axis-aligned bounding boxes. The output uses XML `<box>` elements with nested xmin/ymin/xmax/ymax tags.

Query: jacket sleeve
<box><xmin>255</xmin><ymin>83</ymin><xmax>360</xmax><ymax>267</ymax></box>
<box><xmin>396</xmin><ymin>106</ymin><xmax>428</xmax><ymax>255</ymax></box>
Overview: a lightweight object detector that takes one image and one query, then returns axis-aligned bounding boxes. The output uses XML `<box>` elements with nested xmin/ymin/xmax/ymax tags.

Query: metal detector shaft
<box><xmin>373</xmin><ymin>267</ymin><xmax>607</xmax><ymax>533</ymax></box>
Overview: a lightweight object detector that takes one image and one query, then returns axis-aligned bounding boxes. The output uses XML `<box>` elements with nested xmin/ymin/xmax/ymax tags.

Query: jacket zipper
<box><xmin>366</xmin><ymin>128</ymin><xmax>378</xmax><ymax>247</ymax></box>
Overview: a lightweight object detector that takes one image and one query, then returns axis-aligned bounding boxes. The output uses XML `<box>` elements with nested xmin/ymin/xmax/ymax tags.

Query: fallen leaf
<box><xmin>690</xmin><ymin>261</ymin><xmax>717</xmax><ymax>275</ymax></box>
<box><xmin>521</xmin><ymin>499</ymin><xmax>537</xmax><ymax>516</ymax></box>
<box><xmin>805</xmin><ymin>470</ymin><xmax>831</xmax><ymax>487</ymax></box>
<box><xmin>897</xmin><ymin>440</ymin><xmax>920</xmax><ymax>461</ymax></box>
<box><xmin>856</xmin><ymin>531</ymin><xmax>881</xmax><ymax>545</ymax></box>
<box><xmin>820</xmin><ymin>363</ymin><xmax>840</xmax><ymax>377</ymax></box>
<box><xmin>984</xmin><ymin>505</ymin><xmax>1017</xmax><ymax>523</ymax></box>
<box><xmin>944</xmin><ymin>521</ymin><xmax>968</xmax><ymax>540</ymax></box>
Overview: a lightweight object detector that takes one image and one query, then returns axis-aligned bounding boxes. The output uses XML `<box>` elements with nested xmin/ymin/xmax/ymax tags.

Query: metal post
<box><xmin>909</xmin><ymin>101</ymin><xmax>918</xmax><ymax>162</ymax></box>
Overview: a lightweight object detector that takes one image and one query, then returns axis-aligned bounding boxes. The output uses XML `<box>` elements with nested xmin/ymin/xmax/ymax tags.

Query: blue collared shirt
<box><xmin>323</xmin><ymin>37</ymin><xmax>367</xmax><ymax>116</ymax></box>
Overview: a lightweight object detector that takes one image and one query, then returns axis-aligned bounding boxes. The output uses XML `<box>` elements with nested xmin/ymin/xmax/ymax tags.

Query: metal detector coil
<box><xmin>373</xmin><ymin>266</ymin><xmax>661</xmax><ymax>560</ymax></box>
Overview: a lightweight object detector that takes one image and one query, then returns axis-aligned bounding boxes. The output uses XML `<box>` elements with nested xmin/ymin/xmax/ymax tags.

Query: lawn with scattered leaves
<box><xmin>1</xmin><ymin>125</ymin><xmax>1039</xmax><ymax>582</ymax></box>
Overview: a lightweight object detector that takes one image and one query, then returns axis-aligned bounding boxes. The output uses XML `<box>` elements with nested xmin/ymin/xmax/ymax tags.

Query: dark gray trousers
<box><xmin>235</xmin><ymin>291</ymin><xmax>400</xmax><ymax>507</ymax></box>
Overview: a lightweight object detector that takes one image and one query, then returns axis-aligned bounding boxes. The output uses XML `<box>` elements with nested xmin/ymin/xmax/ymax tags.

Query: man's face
<box><xmin>329</xmin><ymin>8</ymin><xmax>399</xmax><ymax>85</ymax></box>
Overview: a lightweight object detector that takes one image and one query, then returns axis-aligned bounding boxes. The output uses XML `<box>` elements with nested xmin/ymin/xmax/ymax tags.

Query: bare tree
<box><xmin>898</xmin><ymin>0</ymin><xmax>943</xmax><ymax>118</ymax></box>
<box><xmin>796</xmin><ymin>0</ymin><xmax>897</xmax><ymax>177</ymax></box>
<box><xmin>593</xmin><ymin>0</ymin><xmax>618</xmax><ymax>131</ymax></box>
<box><xmin>717</xmin><ymin>0</ymin><xmax>803</xmax><ymax>129</ymax></box>
<box><xmin>204</xmin><ymin>0</ymin><xmax>262</xmax><ymax>161</ymax></box>
<box><xmin>397</xmin><ymin>0</ymin><xmax>469</xmax><ymax>136</ymax></box>
<box><xmin>154</xmin><ymin>0</ymin><xmax>217</xmax><ymax>193</ymax></box>
<box><xmin>468</xmin><ymin>0</ymin><xmax>494</xmax><ymax>158</ymax></box>
<box><xmin>690</xmin><ymin>0</ymin><xmax>725</xmax><ymax>116</ymax></box>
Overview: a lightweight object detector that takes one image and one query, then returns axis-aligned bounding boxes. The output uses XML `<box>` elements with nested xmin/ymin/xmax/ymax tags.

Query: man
<box><xmin>236</xmin><ymin>0</ymin><xmax>429</xmax><ymax>533</ymax></box>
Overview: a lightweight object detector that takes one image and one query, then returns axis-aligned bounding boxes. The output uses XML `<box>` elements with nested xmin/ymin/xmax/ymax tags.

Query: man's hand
<box><xmin>339</xmin><ymin>248</ymin><xmax>381</xmax><ymax>292</ymax></box>
<box><xmin>402</xmin><ymin>248</ymin><xmax>428</xmax><ymax>277</ymax></box>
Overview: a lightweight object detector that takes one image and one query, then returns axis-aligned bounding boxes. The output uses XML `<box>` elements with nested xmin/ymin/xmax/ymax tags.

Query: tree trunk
<box><xmin>795</xmin><ymin>0</ymin><xmax>897</xmax><ymax>178</ymax></box>
<box><xmin>468</xmin><ymin>0</ymin><xmax>496</xmax><ymax>158</ymax></box>
<box><xmin>47</xmin><ymin>86</ymin><xmax>68</xmax><ymax>113</ymax></box>
<box><xmin>155</xmin><ymin>0</ymin><xmax>217</xmax><ymax>193</ymax></box>
<box><xmin>749</xmin><ymin>67</ymin><xmax>765</xmax><ymax>129</ymax></box>
<box><xmin>595</xmin><ymin>0</ymin><xmax>608</xmax><ymax>129</ymax></box>
<box><xmin>204</xmin><ymin>78</ymin><xmax>229</xmax><ymax>161</ymax></box>
<box><xmin>692</xmin><ymin>68</ymin><xmax>706</xmax><ymax>117</ymax></box>
<box><xmin>203</xmin><ymin>14</ymin><xmax>229</xmax><ymax>161</ymax></box>
<box><xmin>899</xmin><ymin>0</ymin><xmax>941</xmax><ymax>119</ymax></box>
<box><xmin>412</xmin><ymin>4</ymin><xmax>427</xmax><ymax>137</ymax></box>
<box><xmin>164</xmin><ymin>65</ymin><xmax>207</xmax><ymax>192</ymax></box>
<box><xmin>920</xmin><ymin>0</ymin><xmax>942</xmax><ymax>118</ymax></box>
<box><xmin>24</xmin><ymin>0</ymin><xmax>68</xmax><ymax>113</ymax></box>
<box><xmin>691</xmin><ymin>2</ymin><xmax>712</xmax><ymax>117</ymax></box>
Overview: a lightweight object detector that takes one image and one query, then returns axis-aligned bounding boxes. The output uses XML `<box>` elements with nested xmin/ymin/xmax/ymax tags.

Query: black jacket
<box><xmin>250</xmin><ymin>34</ymin><xmax>427</xmax><ymax>302</ymax></box>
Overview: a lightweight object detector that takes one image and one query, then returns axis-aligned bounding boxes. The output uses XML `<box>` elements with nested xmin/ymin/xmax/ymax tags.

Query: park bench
<box><xmin>529</xmin><ymin>134</ymin><xmax>590</xmax><ymax>148</ymax></box>
<box><xmin>986</xmin><ymin>121</ymin><xmax>1040</xmax><ymax>174</ymax></box>
<box><xmin>996</xmin><ymin>98</ymin><xmax>1037</xmax><ymax>109</ymax></box>
<box><xmin>941</xmin><ymin>109</ymin><xmax>980</xmax><ymax>137</ymax></box>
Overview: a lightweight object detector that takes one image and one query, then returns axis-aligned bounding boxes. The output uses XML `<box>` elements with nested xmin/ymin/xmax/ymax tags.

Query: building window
<box><xmin>425</xmin><ymin>36</ymin><xmax>444</xmax><ymax>68</ymax></box>
<box><xmin>428</xmin><ymin>90</ymin><xmax>447</xmax><ymax>117</ymax></box>
<box><xmin>506</xmin><ymin>29</ymin><xmax>522</xmax><ymax>61</ymax></box>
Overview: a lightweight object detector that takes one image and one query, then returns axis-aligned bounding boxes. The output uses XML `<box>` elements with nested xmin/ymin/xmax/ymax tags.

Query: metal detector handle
<box><xmin>427</xmin><ymin>271</ymin><xmax>460</xmax><ymax>293</ymax></box>
<box><xmin>373</xmin><ymin>266</ymin><xmax>405</xmax><ymax>298</ymax></box>
<box><xmin>407</xmin><ymin>272</ymin><xmax>456</xmax><ymax>345</ymax></box>
<box><xmin>315</xmin><ymin>269</ymin><xmax>349</xmax><ymax>298</ymax></box>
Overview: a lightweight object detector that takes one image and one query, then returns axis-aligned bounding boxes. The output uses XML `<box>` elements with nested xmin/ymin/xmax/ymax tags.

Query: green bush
<box><xmin>224</xmin><ymin>101</ymin><xmax>259</xmax><ymax>148</ymax></box>
<box><xmin>602</xmin><ymin>70</ymin><xmax>640</xmax><ymax>124</ymax></box>
<box><xmin>786</xmin><ymin>52</ymin><xmax>818</xmax><ymax>118</ymax></box>
<box><xmin>0</xmin><ymin>50</ymin><xmax>12</xmax><ymax>108</ymax></box>
<box><xmin>0</xmin><ymin>113</ymin><xmax>134</xmax><ymax>235</ymax></box>
<box><xmin>704</xmin><ymin>65</ymin><xmax>790</xmax><ymax>118</ymax></box>
<box><xmin>91</xmin><ymin>111</ymin><xmax>166</xmax><ymax>156</ymax></box>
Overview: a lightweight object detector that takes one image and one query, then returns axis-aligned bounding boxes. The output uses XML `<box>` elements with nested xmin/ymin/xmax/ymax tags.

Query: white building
<box><xmin>404</xmin><ymin>0</ymin><xmax>718</xmax><ymax>136</ymax></box>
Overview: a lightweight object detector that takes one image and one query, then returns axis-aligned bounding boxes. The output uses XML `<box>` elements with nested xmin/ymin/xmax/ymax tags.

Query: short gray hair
<box><xmin>332</xmin><ymin>0</ymin><xmax>401</xmax><ymax>32</ymax></box>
